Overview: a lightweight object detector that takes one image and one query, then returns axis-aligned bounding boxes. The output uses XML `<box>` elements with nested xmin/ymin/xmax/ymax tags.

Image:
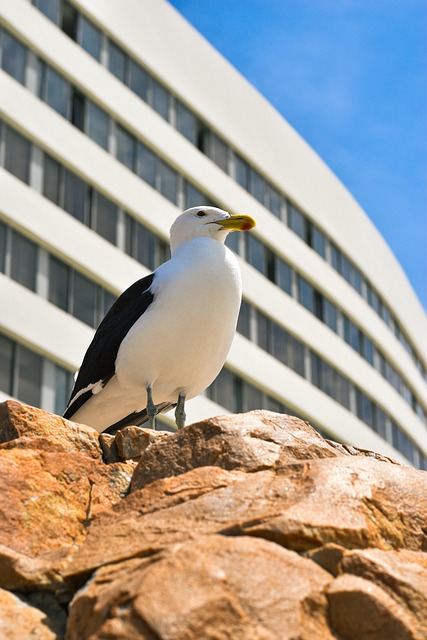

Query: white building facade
<box><xmin>0</xmin><ymin>0</ymin><xmax>426</xmax><ymax>467</ymax></box>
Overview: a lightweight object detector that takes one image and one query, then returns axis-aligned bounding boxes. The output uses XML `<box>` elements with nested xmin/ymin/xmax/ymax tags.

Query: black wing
<box><xmin>64</xmin><ymin>273</ymin><xmax>155</xmax><ymax>419</ymax></box>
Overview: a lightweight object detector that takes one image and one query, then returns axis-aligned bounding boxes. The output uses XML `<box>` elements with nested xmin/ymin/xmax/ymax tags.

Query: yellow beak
<box><xmin>215</xmin><ymin>214</ymin><xmax>256</xmax><ymax>232</ymax></box>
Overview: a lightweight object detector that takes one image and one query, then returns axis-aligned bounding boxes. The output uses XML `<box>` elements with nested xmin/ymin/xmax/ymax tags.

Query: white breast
<box><xmin>115</xmin><ymin>237</ymin><xmax>242</xmax><ymax>405</ymax></box>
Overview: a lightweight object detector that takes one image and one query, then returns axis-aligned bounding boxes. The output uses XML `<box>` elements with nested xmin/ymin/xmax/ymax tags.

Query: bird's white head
<box><xmin>170</xmin><ymin>206</ymin><xmax>256</xmax><ymax>254</ymax></box>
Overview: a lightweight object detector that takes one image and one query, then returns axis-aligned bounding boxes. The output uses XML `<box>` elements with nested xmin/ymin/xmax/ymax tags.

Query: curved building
<box><xmin>0</xmin><ymin>0</ymin><xmax>426</xmax><ymax>467</ymax></box>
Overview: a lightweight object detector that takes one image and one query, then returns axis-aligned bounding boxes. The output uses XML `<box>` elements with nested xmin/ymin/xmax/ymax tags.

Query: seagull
<box><xmin>63</xmin><ymin>206</ymin><xmax>256</xmax><ymax>434</ymax></box>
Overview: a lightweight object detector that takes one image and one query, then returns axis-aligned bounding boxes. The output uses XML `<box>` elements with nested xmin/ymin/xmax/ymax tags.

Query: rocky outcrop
<box><xmin>0</xmin><ymin>399</ymin><xmax>426</xmax><ymax>639</ymax></box>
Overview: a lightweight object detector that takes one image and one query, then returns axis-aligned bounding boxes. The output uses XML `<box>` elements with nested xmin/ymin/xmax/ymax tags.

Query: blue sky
<box><xmin>168</xmin><ymin>0</ymin><xmax>427</xmax><ymax>310</ymax></box>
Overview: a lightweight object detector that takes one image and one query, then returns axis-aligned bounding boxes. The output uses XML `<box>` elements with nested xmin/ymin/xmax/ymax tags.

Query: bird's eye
<box><xmin>196</xmin><ymin>210</ymin><xmax>207</xmax><ymax>217</ymax></box>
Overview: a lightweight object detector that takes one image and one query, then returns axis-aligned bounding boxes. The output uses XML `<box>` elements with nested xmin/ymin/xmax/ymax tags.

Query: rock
<box><xmin>0</xmin><ymin>402</ymin><xmax>134</xmax><ymax>593</ymax></box>
<box><xmin>67</xmin><ymin>535</ymin><xmax>334</xmax><ymax>640</ymax></box>
<box><xmin>64</xmin><ymin>454</ymin><xmax>427</xmax><ymax>582</ymax></box>
<box><xmin>99</xmin><ymin>426</ymin><xmax>172</xmax><ymax>463</ymax></box>
<box><xmin>305</xmin><ymin>543</ymin><xmax>346</xmax><ymax>576</ymax></box>
<box><xmin>98</xmin><ymin>432</ymin><xmax>118</xmax><ymax>463</ymax></box>
<box><xmin>327</xmin><ymin>574</ymin><xmax>419</xmax><ymax>640</ymax></box>
<box><xmin>0</xmin><ymin>401</ymin><xmax>426</xmax><ymax>638</ymax></box>
<box><xmin>0</xmin><ymin>400</ymin><xmax>101</xmax><ymax>460</ymax></box>
<box><xmin>340</xmin><ymin>548</ymin><xmax>427</xmax><ymax>632</ymax></box>
<box><xmin>115</xmin><ymin>426</ymin><xmax>171</xmax><ymax>461</ymax></box>
<box><xmin>131</xmin><ymin>411</ymin><xmax>343</xmax><ymax>490</ymax></box>
<box><xmin>0</xmin><ymin>587</ymin><xmax>62</xmax><ymax>639</ymax></box>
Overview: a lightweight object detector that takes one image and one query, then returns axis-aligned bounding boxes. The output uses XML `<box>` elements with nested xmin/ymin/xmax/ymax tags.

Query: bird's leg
<box><xmin>175</xmin><ymin>393</ymin><xmax>186</xmax><ymax>430</ymax></box>
<box><xmin>146</xmin><ymin>385</ymin><xmax>158</xmax><ymax>430</ymax></box>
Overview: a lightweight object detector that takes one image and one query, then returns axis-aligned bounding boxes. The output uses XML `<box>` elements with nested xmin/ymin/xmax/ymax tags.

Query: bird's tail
<box><xmin>102</xmin><ymin>402</ymin><xmax>176</xmax><ymax>435</ymax></box>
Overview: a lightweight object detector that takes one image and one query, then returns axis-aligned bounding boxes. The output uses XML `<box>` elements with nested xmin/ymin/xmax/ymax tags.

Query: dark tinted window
<box><xmin>16</xmin><ymin>345</ymin><xmax>42</xmax><ymax>407</ymax></box>
<box><xmin>10</xmin><ymin>231</ymin><xmax>37</xmax><ymax>291</ymax></box>
<box><xmin>63</xmin><ymin>170</ymin><xmax>89</xmax><ymax>223</ymax></box>
<box><xmin>1</xmin><ymin>30</ymin><xmax>27</xmax><ymax>84</ymax></box>
<box><xmin>79</xmin><ymin>16</ymin><xmax>102</xmax><ymax>61</ymax></box>
<box><xmin>49</xmin><ymin>256</ymin><xmax>69</xmax><ymax>311</ymax></box>
<box><xmin>4</xmin><ymin>126</ymin><xmax>31</xmax><ymax>183</ymax></box>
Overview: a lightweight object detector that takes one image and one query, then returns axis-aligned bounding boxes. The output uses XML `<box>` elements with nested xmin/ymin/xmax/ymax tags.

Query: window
<box><xmin>362</xmin><ymin>335</ymin><xmax>374</xmax><ymax>366</ymax></box>
<box><xmin>61</xmin><ymin>0</ymin><xmax>78</xmax><ymax>40</ymax></box>
<box><xmin>324</xmin><ymin>299</ymin><xmax>338</xmax><ymax>333</ymax></box>
<box><xmin>129</xmin><ymin>60</ymin><xmax>149</xmax><ymax>101</ymax></box>
<box><xmin>256</xmin><ymin>311</ymin><xmax>272</xmax><ymax>353</ymax></box>
<box><xmin>341</xmin><ymin>255</ymin><xmax>351</xmax><ymax>283</ymax></box>
<box><xmin>286</xmin><ymin>335</ymin><xmax>305</xmax><ymax>377</ymax></box>
<box><xmin>10</xmin><ymin>231</ymin><xmax>37</xmax><ymax>292</ymax></box>
<box><xmin>343</xmin><ymin>317</ymin><xmax>361</xmax><ymax>353</ymax></box>
<box><xmin>32</xmin><ymin>0</ymin><xmax>59</xmax><ymax>24</ymax></box>
<box><xmin>322</xmin><ymin>361</ymin><xmax>335</xmax><ymax>399</ymax></box>
<box><xmin>265</xmin><ymin>248</ymin><xmax>276</xmax><ymax>283</ymax></box>
<box><xmin>0</xmin><ymin>221</ymin><xmax>6</xmax><ymax>274</ymax></box>
<box><xmin>336</xmin><ymin>372</ymin><xmax>351</xmax><ymax>409</ymax></box>
<box><xmin>267</xmin><ymin>186</ymin><xmax>282</xmax><ymax>219</ymax></box>
<box><xmin>185</xmin><ymin>182</ymin><xmax>209</xmax><ymax>209</ymax></box>
<box><xmin>313</xmin><ymin>290</ymin><xmax>323</xmax><ymax>321</ymax></box>
<box><xmin>135</xmin><ymin>223</ymin><xmax>157</xmax><ymax>271</ymax></box>
<box><xmin>0</xmin><ymin>334</ymin><xmax>14</xmax><ymax>395</ymax></box>
<box><xmin>43</xmin><ymin>154</ymin><xmax>62</xmax><ymax>205</ymax></box>
<box><xmin>40</xmin><ymin>65</ymin><xmax>71</xmax><ymax>118</ymax></box>
<box><xmin>350</xmin><ymin>265</ymin><xmax>363</xmax><ymax>294</ymax></box>
<box><xmin>380</xmin><ymin>304</ymin><xmax>391</xmax><ymax>328</ymax></box>
<box><xmin>272</xmin><ymin>324</ymin><xmax>287</xmax><ymax>363</ymax></box>
<box><xmin>137</xmin><ymin>143</ymin><xmax>156</xmax><ymax>187</ymax></box>
<box><xmin>86</xmin><ymin>100</ymin><xmax>109</xmax><ymax>150</ymax></box>
<box><xmin>246</xmin><ymin>235</ymin><xmax>265</xmax><ymax>274</ymax></box>
<box><xmin>209</xmin><ymin>133</ymin><xmax>229</xmax><ymax>173</ymax></box>
<box><xmin>54</xmin><ymin>365</ymin><xmax>73</xmax><ymax>415</ymax></box>
<box><xmin>276</xmin><ymin>259</ymin><xmax>292</xmax><ymax>295</ymax></box>
<box><xmin>312</xmin><ymin>227</ymin><xmax>326</xmax><ymax>258</ymax></box>
<box><xmin>1</xmin><ymin>30</ymin><xmax>27</xmax><ymax>84</ymax></box>
<box><xmin>102</xmin><ymin>290</ymin><xmax>117</xmax><ymax>318</ymax></box>
<box><xmin>79</xmin><ymin>16</ymin><xmax>102</xmax><ymax>61</ymax></box>
<box><xmin>124</xmin><ymin>215</ymin><xmax>169</xmax><ymax>270</ymax></box>
<box><xmin>298</xmin><ymin>276</ymin><xmax>314</xmax><ymax>313</ymax></box>
<box><xmin>375</xmin><ymin>407</ymin><xmax>388</xmax><ymax>440</ymax></box>
<box><xmin>237</xmin><ymin>300</ymin><xmax>251</xmax><ymax>339</ymax></box>
<box><xmin>63</xmin><ymin>170</ymin><xmax>89</xmax><ymax>223</ymax></box>
<box><xmin>356</xmin><ymin>389</ymin><xmax>374</xmax><ymax>428</ymax></box>
<box><xmin>249</xmin><ymin>169</ymin><xmax>266</xmax><ymax>204</ymax></box>
<box><xmin>225</xmin><ymin>231</ymin><xmax>239</xmax><ymax>254</ymax></box>
<box><xmin>241</xmin><ymin>381</ymin><xmax>264</xmax><ymax>412</ymax></box>
<box><xmin>116</xmin><ymin>125</ymin><xmax>135</xmax><ymax>170</ymax></box>
<box><xmin>235</xmin><ymin>154</ymin><xmax>250</xmax><ymax>190</ymax></box>
<box><xmin>71</xmin><ymin>89</ymin><xmax>85</xmax><ymax>130</ymax></box>
<box><xmin>330</xmin><ymin>244</ymin><xmax>342</xmax><ymax>273</ymax></box>
<box><xmin>16</xmin><ymin>345</ymin><xmax>42</xmax><ymax>407</ymax></box>
<box><xmin>4</xmin><ymin>126</ymin><xmax>31</xmax><ymax>184</ymax></box>
<box><xmin>92</xmin><ymin>192</ymin><xmax>117</xmax><ymax>244</ymax></box>
<box><xmin>289</xmin><ymin>204</ymin><xmax>307</xmax><ymax>241</ymax></box>
<box><xmin>196</xmin><ymin>123</ymin><xmax>210</xmax><ymax>154</ymax></box>
<box><xmin>367</xmin><ymin>284</ymin><xmax>380</xmax><ymax>314</ymax></box>
<box><xmin>264</xmin><ymin>396</ymin><xmax>285</xmax><ymax>413</ymax></box>
<box><xmin>152</xmin><ymin>79</ymin><xmax>169</xmax><ymax>121</ymax></box>
<box><xmin>108</xmin><ymin>41</ymin><xmax>127</xmax><ymax>82</ymax></box>
<box><xmin>176</xmin><ymin>101</ymin><xmax>197</xmax><ymax>144</ymax></box>
<box><xmin>48</xmin><ymin>254</ymin><xmax>115</xmax><ymax>328</ymax></box>
<box><xmin>0</xmin><ymin>331</ymin><xmax>74</xmax><ymax>412</ymax></box>
<box><xmin>207</xmin><ymin>367</ymin><xmax>238</xmax><ymax>413</ymax></box>
<box><xmin>73</xmin><ymin>272</ymin><xmax>97</xmax><ymax>327</ymax></box>
<box><xmin>49</xmin><ymin>256</ymin><xmax>69</xmax><ymax>311</ymax></box>
<box><xmin>158</xmin><ymin>160</ymin><xmax>178</xmax><ymax>204</ymax></box>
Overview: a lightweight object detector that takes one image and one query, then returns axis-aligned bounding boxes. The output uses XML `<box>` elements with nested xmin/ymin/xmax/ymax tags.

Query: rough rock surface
<box><xmin>0</xmin><ymin>400</ymin><xmax>426</xmax><ymax>639</ymax></box>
